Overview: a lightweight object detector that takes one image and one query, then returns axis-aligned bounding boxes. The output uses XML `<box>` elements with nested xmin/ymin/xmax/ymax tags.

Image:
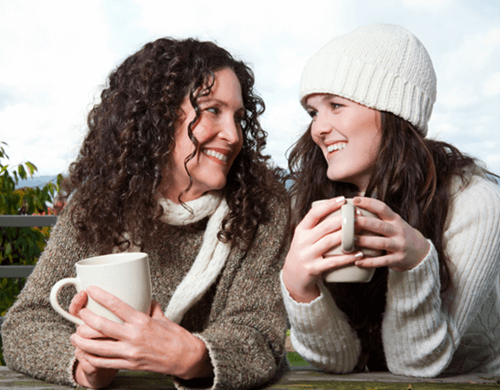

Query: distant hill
<box><xmin>15</xmin><ymin>175</ymin><xmax>60</xmax><ymax>189</ymax></box>
<box><xmin>14</xmin><ymin>173</ymin><xmax>500</xmax><ymax>190</ymax></box>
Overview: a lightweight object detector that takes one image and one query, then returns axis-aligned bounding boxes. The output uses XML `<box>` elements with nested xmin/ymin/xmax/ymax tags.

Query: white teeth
<box><xmin>327</xmin><ymin>143</ymin><xmax>347</xmax><ymax>153</ymax></box>
<box><xmin>203</xmin><ymin>149</ymin><xmax>228</xmax><ymax>162</ymax></box>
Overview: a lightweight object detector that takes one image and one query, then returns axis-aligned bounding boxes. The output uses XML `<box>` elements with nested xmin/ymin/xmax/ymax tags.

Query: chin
<box><xmin>325</xmin><ymin>169</ymin><xmax>339</xmax><ymax>182</ymax></box>
<box><xmin>203</xmin><ymin>180</ymin><xmax>228</xmax><ymax>192</ymax></box>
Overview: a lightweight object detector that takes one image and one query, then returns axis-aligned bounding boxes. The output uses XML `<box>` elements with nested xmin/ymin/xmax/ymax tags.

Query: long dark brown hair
<box><xmin>56</xmin><ymin>37</ymin><xmax>286</xmax><ymax>252</ymax></box>
<box><xmin>287</xmin><ymin>110</ymin><xmax>489</xmax><ymax>370</ymax></box>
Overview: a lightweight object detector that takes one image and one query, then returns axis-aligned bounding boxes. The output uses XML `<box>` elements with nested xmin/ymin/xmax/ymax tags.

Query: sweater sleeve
<box><xmin>280</xmin><ymin>274</ymin><xmax>361</xmax><ymax>372</ymax></box>
<box><xmin>174</xmin><ymin>196</ymin><xmax>290</xmax><ymax>390</ymax></box>
<box><xmin>1</xmin><ymin>201</ymin><xmax>96</xmax><ymax>387</ymax></box>
<box><xmin>382</xmin><ymin>175</ymin><xmax>500</xmax><ymax>377</ymax></box>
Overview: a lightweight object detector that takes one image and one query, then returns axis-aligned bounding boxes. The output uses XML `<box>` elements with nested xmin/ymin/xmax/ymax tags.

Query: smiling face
<box><xmin>166</xmin><ymin>68</ymin><xmax>245</xmax><ymax>202</ymax></box>
<box><xmin>306</xmin><ymin>93</ymin><xmax>382</xmax><ymax>193</ymax></box>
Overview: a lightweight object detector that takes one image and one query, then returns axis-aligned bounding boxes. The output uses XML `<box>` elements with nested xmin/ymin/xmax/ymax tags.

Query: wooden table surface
<box><xmin>1</xmin><ymin>365</ymin><xmax>500</xmax><ymax>389</ymax></box>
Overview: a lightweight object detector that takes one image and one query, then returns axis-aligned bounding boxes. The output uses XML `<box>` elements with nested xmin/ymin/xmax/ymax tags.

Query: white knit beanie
<box><xmin>299</xmin><ymin>23</ymin><xmax>436</xmax><ymax>136</ymax></box>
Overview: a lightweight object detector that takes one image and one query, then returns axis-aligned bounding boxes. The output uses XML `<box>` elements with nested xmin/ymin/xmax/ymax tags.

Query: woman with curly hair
<box><xmin>2</xmin><ymin>38</ymin><xmax>290</xmax><ymax>389</ymax></box>
<box><xmin>281</xmin><ymin>24</ymin><xmax>500</xmax><ymax>376</ymax></box>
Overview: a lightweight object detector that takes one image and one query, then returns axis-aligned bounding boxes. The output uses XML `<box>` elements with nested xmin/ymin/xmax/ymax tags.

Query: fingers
<box><xmin>150</xmin><ymin>300</ymin><xmax>164</xmax><ymax>319</ymax></box>
<box><xmin>76</xmin><ymin>324</ymin><xmax>108</xmax><ymax>340</ymax></box>
<box><xmin>356</xmin><ymin>213</ymin><xmax>398</xmax><ymax>236</ymax></box>
<box><xmin>301</xmin><ymin>196</ymin><xmax>346</xmax><ymax>229</ymax></box>
<box><xmin>77</xmin><ymin>352</ymin><xmax>122</xmax><ymax>370</ymax></box>
<box><xmin>305</xmin><ymin>252</ymin><xmax>364</xmax><ymax>278</ymax></box>
<box><xmin>313</xmin><ymin>229</ymin><xmax>344</xmax><ymax>257</ymax></box>
<box><xmin>69</xmin><ymin>290</ymin><xmax>88</xmax><ymax>318</ymax></box>
<box><xmin>75</xmin><ymin>349</ymin><xmax>99</xmax><ymax>375</ymax></box>
<box><xmin>353</xmin><ymin>196</ymin><xmax>397</xmax><ymax>220</ymax></box>
<box><xmin>71</xmin><ymin>332</ymin><xmax>122</xmax><ymax>360</ymax></box>
<box><xmin>355</xmin><ymin>253</ymin><xmax>404</xmax><ymax>270</ymax></box>
<box><xmin>85</xmin><ymin>286</ymin><xmax>138</xmax><ymax>324</ymax></box>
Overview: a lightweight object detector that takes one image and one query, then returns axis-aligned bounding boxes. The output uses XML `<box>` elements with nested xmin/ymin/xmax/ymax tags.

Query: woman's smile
<box><xmin>202</xmin><ymin>148</ymin><xmax>231</xmax><ymax>165</ymax></box>
<box><xmin>326</xmin><ymin>142</ymin><xmax>347</xmax><ymax>154</ymax></box>
<box><xmin>307</xmin><ymin>93</ymin><xmax>382</xmax><ymax>193</ymax></box>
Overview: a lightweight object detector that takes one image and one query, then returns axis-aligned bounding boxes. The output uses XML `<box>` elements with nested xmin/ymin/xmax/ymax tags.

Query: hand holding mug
<box><xmin>312</xmin><ymin>198</ymin><xmax>383</xmax><ymax>283</ymax></box>
<box><xmin>350</xmin><ymin>197</ymin><xmax>430</xmax><ymax>272</ymax></box>
<box><xmin>282</xmin><ymin>196</ymin><xmax>364</xmax><ymax>303</ymax></box>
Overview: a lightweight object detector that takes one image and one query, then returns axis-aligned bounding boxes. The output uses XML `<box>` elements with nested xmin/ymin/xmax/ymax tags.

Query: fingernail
<box><xmin>336</xmin><ymin>196</ymin><xmax>346</xmax><ymax>203</ymax></box>
<box><xmin>353</xmin><ymin>197</ymin><xmax>362</xmax><ymax>204</ymax></box>
<box><xmin>355</xmin><ymin>208</ymin><xmax>362</xmax><ymax>216</ymax></box>
<box><xmin>354</xmin><ymin>251</ymin><xmax>364</xmax><ymax>259</ymax></box>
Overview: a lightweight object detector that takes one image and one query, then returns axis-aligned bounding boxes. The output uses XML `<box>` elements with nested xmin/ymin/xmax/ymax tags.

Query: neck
<box><xmin>161</xmin><ymin>182</ymin><xmax>207</xmax><ymax>204</ymax></box>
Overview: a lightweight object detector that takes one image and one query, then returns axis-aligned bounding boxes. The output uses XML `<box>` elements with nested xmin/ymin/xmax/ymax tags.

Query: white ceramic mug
<box><xmin>50</xmin><ymin>252</ymin><xmax>152</xmax><ymax>325</ymax></box>
<box><xmin>312</xmin><ymin>199</ymin><xmax>382</xmax><ymax>283</ymax></box>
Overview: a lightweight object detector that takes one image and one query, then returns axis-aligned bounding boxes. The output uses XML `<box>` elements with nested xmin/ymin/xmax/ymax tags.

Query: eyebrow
<box><xmin>321</xmin><ymin>94</ymin><xmax>339</xmax><ymax>102</ymax></box>
<box><xmin>199</xmin><ymin>97</ymin><xmax>245</xmax><ymax>112</ymax></box>
<box><xmin>305</xmin><ymin>94</ymin><xmax>340</xmax><ymax>109</ymax></box>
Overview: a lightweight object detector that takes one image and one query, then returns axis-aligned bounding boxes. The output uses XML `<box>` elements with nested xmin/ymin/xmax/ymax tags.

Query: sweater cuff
<box><xmin>280</xmin><ymin>271</ymin><xmax>338</xmax><ymax>329</ymax></box>
<box><xmin>68</xmin><ymin>356</ymin><xmax>79</xmax><ymax>388</ymax></box>
<box><xmin>387</xmin><ymin>240</ymin><xmax>441</xmax><ymax>309</ymax></box>
<box><xmin>280</xmin><ymin>272</ymin><xmax>360</xmax><ymax>372</ymax></box>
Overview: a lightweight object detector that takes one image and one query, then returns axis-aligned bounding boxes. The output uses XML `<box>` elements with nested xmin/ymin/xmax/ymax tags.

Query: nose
<box><xmin>219</xmin><ymin>116</ymin><xmax>242</xmax><ymax>145</ymax></box>
<box><xmin>311</xmin><ymin>111</ymin><xmax>333</xmax><ymax>138</ymax></box>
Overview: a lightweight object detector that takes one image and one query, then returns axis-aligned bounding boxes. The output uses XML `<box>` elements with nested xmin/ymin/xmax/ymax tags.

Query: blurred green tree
<box><xmin>0</xmin><ymin>141</ymin><xmax>63</xmax><ymax>365</ymax></box>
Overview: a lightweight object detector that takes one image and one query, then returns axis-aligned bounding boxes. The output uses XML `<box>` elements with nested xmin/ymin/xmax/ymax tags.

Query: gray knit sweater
<box><xmin>2</xmin><ymin>195</ymin><xmax>290</xmax><ymax>389</ymax></box>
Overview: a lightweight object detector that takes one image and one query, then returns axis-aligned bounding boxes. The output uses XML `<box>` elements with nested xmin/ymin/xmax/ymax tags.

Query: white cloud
<box><xmin>1</xmin><ymin>0</ymin><xmax>499</xmax><ymax>177</ymax></box>
<box><xmin>428</xmin><ymin>121</ymin><xmax>461</xmax><ymax>139</ymax></box>
<box><xmin>484</xmin><ymin>73</ymin><xmax>500</xmax><ymax>96</ymax></box>
<box><xmin>402</xmin><ymin>0</ymin><xmax>450</xmax><ymax>8</ymax></box>
<box><xmin>0</xmin><ymin>0</ymin><xmax>117</xmax><ymax>173</ymax></box>
<box><xmin>439</xmin><ymin>86</ymin><xmax>480</xmax><ymax>109</ymax></box>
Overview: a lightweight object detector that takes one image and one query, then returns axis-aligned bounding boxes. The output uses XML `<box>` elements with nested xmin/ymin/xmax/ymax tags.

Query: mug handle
<box><xmin>341</xmin><ymin>203</ymin><xmax>355</xmax><ymax>253</ymax></box>
<box><xmin>49</xmin><ymin>278</ymin><xmax>85</xmax><ymax>326</ymax></box>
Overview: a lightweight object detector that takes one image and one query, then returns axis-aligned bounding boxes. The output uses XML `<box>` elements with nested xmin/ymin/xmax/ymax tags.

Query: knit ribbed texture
<box><xmin>280</xmin><ymin>273</ymin><xmax>360</xmax><ymax>372</ymax></box>
<box><xmin>283</xmin><ymin>175</ymin><xmax>500</xmax><ymax>375</ymax></box>
<box><xmin>299</xmin><ymin>23</ymin><xmax>436</xmax><ymax>135</ymax></box>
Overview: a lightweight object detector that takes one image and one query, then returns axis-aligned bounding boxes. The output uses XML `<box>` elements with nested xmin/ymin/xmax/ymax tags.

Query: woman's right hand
<box><xmin>281</xmin><ymin>196</ymin><xmax>363</xmax><ymax>303</ymax></box>
<box><xmin>69</xmin><ymin>291</ymin><xmax>118</xmax><ymax>389</ymax></box>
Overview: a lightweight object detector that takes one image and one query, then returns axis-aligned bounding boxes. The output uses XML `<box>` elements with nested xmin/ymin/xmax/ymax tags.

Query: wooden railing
<box><xmin>0</xmin><ymin>215</ymin><xmax>57</xmax><ymax>326</ymax></box>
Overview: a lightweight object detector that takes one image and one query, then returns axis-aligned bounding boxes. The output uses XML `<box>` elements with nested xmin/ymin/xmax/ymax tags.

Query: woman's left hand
<box><xmin>70</xmin><ymin>286</ymin><xmax>213</xmax><ymax>381</ymax></box>
<box><xmin>352</xmin><ymin>197</ymin><xmax>430</xmax><ymax>271</ymax></box>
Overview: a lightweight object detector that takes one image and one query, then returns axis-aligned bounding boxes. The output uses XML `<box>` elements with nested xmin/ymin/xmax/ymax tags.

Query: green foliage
<box><xmin>0</xmin><ymin>141</ymin><xmax>62</xmax><ymax>365</ymax></box>
<box><xmin>287</xmin><ymin>352</ymin><xmax>309</xmax><ymax>367</ymax></box>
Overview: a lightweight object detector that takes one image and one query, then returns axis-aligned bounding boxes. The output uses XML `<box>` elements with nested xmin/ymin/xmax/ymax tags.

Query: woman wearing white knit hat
<box><xmin>282</xmin><ymin>23</ymin><xmax>500</xmax><ymax>376</ymax></box>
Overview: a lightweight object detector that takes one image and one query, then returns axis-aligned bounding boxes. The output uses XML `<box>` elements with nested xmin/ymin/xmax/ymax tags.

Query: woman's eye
<box><xmin>330</xmin><ymin>102</ymin><xmax>342</xmax><ymax>109</ymax></box>
<box><xmin>206</xmin><ymin>107</ymin><xmax>219</xmax><ymax>115</ymax></box>
<box><xmin>235</xmin><ymin>115</ymin><xmax>244</xmax><ymax>126</ymax></box>
<box><xmin>307</xmin><ymin>110</ymin><xmax>317</xmax><ymax>119</ymax></box>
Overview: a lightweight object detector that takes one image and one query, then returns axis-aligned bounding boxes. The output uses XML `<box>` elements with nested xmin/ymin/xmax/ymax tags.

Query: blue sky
<box><xmin>1</xmin><ymin>0</ymin><xmax>499</xmax><ymax>176</ymax></box>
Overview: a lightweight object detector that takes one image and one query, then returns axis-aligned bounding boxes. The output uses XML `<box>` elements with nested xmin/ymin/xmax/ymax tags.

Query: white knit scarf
<box><xmin>155</xmin><ymin>191</ymin><xmax>232</xmax><ymax>324</ymax></box>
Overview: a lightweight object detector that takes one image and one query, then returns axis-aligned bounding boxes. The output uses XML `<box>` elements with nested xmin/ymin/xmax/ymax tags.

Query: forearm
<box><xmin>382</xmin><ymin>244</ymin><xmax>456</xmax><ymax>377</ymax></box>
<box><xmin>177</xmin><ymin>335</ymin><xmax>214</xmax><ymax>380</ymax></box>
<box><xmin>281</xmin><ymin>273</ymin><xmax>361</xmax><ymax>373</ymax></box>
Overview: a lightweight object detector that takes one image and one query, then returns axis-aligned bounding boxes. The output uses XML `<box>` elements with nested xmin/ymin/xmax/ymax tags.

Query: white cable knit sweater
<box><xmin>282</xmin><ymin>174</ymin><xmax>500</xmax><ymax>376</ymax></box>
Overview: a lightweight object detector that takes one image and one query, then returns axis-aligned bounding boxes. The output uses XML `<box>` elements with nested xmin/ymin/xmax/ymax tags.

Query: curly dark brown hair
<box><xmin>287</xmin><ymin>110</ymin><xmax>494</xmax><ymax>371</ymax></box>
<box><xmin>56</xmin><ymin>37</ymin><xmax>286</xmax><ymax>252</ymax></box>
